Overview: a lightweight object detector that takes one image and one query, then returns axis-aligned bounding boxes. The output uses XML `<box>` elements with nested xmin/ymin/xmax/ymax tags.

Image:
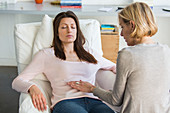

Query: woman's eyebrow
<box><xmin>60</xmin><ymin>23</ymin><xmax>75</xmax><ymax>25</ymax></box>
<box><xmin>60</xmin><ymin>23</ymin><xmax>67</xmax><ymax>25</ymax></box>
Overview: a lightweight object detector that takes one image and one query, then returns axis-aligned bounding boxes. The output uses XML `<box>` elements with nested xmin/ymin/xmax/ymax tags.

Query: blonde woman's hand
<box><xmin>29</xmin><ymin>85</ymin><xmax>47</xmax><ymax>111</ymax></box>
<box><xmin>112</xmin><ymin>65</ymin><xmax>117</xmax><ymax>74</ymax></box>
<box><xmin>68</xmin><ymin>80</ymin><xmax>96</xmax><ymax>93</ymax></box>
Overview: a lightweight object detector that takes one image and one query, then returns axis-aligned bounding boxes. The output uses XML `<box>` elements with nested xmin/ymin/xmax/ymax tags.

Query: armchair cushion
<box><xmin>15</xmin><ymin>22</ymin><xmax>41</xmax><ymax>73</ymax></box>
<box><xmin>32</xmin><ymin>15</ymin><xmax>53</xmax><ymax>57</ymax></box>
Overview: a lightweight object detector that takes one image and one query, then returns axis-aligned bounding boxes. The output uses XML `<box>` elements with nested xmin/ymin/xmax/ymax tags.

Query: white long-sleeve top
<box><xmin>12</xmin><ymin>48</ymin><xmax>116</xmax><ymax>108</ymax></box>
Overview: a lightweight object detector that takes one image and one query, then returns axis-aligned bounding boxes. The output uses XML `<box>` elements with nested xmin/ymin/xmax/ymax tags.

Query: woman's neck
<box><xmin>63</xmin><ymin>43</ymin><xmax>80</xmax><ymax>62</ymax></box>
<box><xmin>139</xmin><ymin>36</ymin><xmax>155</xmax><ymax>44</ymax></box>
<box><xmin>63</xmin><ymin>43</ymin><xmax>74</xmax><ymax>53</ymax></box>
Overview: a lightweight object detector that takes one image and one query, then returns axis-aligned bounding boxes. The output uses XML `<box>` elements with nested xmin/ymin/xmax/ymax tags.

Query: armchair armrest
<box><xmin>95</xmin><ymin>69</ymin><xmax>116</xmax><ymax>90</ymax></box>
<box><xmin>95</xmin><ymin>70</ymin><xmax>121</xmax><ymax>112</ymax></box>
<box><xmin>19</xmin><ymin>79</ymin><xmax>52</xmax><ymax>113</ymax></box>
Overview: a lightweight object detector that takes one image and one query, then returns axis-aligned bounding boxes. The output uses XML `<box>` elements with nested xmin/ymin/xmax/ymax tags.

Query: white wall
<box><xmin>154</xmin><ymin>0</ymin><xmax>170</xmax><ymax>6</ymax></box>
<box><xmin>0</xmin><ymin>14</ymin><xmax>16</xmax><ymax>66</ymax></box>
<box><xmin>153</xmin><ymin>17</ymin><xmax>170</xmax><ymax>46</ymax></box>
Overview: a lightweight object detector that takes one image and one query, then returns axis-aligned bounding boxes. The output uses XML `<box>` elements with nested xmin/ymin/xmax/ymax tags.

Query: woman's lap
<box><xmin>52</xmin><ymin>98</ymin><xmax>88</xmax><ymax>113</ymax></box>
<box><xmin>52</xmin><ymin>97</ymin><xmax>115</xmax><ymax>113</ymax></box>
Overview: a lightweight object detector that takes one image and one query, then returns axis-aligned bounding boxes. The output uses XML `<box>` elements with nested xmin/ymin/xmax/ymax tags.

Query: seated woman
<box><xmin>68</xmin><ymin>2</ymin><xmax>170</xmax><ymax>113</ymax></box>
<box><xmin>12</xmin><ymin>11</ymin><xmax>116</xmax><ymax>113</ymax></box>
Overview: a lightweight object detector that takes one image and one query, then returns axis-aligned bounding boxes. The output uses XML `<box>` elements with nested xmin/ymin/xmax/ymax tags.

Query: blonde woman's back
<box><xmin>118</xmin><ymin>43</ymin><xmax>170</xmax><ymax>113</ymax></box>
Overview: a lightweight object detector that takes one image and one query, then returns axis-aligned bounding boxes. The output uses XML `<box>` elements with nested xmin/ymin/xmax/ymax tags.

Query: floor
<box><xmin>0</xmin><ymin>66</ymin><xmax>19</xmax><ymax>113</ymax></box>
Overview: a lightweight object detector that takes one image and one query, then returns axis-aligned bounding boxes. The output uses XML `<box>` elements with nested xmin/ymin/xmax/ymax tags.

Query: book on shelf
<box><xmin>101</xmin><ymin>24</ymin><xmax>116</xmax><ymax>33</ymax></box>
<box><xmin>101</xmin><ymin>29</ymin><xmax>116</xmax><ymax>32</ymax></box>
<box><xmin>101</xmin><ymin>24</ymin><xmax>116</xmax><ymax>28</ymax></box>
<box><xmin>101</xmin><ymin>27</ymin><xmax>115</xmax><ymax>30</ymax></box>
<box><xmin>60</xmin><ymin>3</ymin><xmax>82</xmax><ymax>6</ymax></box>
<box><xmin>60</xmin><ymin>0</ymin><xmax>82</xmax><ymax>8</ymax></box>
<box><xmin>60</xmin><ymin>5</ymin><xmax>82</xmax><ymax>8</ymax></box>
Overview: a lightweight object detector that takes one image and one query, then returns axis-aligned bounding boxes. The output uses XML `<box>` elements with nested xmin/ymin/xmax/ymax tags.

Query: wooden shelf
<box><xmin>101</xmin><ymin>27</ymin><xmax>119</xmax><ymax>63</ymax></box>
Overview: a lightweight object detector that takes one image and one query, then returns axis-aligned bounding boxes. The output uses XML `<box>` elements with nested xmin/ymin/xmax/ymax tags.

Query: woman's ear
<box><xmin>130</xmin><ymin>20</ymin><xmax>135</xmax><ymax>32</ymax></box>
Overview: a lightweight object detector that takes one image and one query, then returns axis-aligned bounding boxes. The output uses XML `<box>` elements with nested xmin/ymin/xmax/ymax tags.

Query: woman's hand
<box><xmin>28</xmin><ymin>85</ymin><xmax>47</xmax><ymax>111</ymax></box>
<box><xmin>112</xmin><ymin>65</ymin><xmax>116</xmax><ymax>74</ymax></box>
<box><xmin>68</xmin><ymin>80</ymin><xmax>96</xmax><ymax>93</ymax></box>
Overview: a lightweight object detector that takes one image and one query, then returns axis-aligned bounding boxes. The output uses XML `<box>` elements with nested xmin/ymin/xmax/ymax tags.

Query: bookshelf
<box><xmin>101</xmin><ymin>26</ymin><xmax>119</xmax><ymax>63</ymax></box>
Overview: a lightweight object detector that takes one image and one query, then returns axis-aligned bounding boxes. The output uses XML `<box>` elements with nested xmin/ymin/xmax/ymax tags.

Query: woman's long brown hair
<box><xmin>52</xmin><ymin>11</ymin><xmax>97</xmax><ymax>64</ymax></box>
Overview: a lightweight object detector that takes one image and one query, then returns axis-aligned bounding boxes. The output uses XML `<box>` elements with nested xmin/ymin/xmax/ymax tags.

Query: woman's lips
<box><xmin>66</xmin><ymin>35</ymin><xmax>73</xmax><ymax>38</ymax></box>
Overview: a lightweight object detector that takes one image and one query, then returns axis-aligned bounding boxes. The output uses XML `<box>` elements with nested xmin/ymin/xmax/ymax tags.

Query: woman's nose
<box><xmin>67</xmin><ymin>26</ymin><xmax>71</xmax><ymax>32</ymax></box>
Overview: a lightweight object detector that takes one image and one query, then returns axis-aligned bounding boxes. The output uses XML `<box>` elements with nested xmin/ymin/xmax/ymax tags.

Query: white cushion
<box><xmin>79</xmin><ymin>19</ymin><xmax>102</xmax><ymax>54</ymax></box>
<box><xmin>32</xmin><ymin>15</ymin><xmax>53</xmax><ymax>56</ymax></box>
<box><xmin>14</xmin><ymin>22</ymin><xmax>41</xmax><ymax>73</ymax></box>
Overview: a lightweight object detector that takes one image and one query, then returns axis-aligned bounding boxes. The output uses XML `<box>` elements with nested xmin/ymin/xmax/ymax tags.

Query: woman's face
<box><xmin>58</xmin><ymin>17</ymin><xmax>77</xmax><ymax>44</ymax></box>
<box><xmin>119</xmin><ymin>17</ymin><xmax>135</xmax><ymax>46</ymax></box>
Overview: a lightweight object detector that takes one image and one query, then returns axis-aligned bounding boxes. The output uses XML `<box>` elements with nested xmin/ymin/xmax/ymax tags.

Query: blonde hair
<box><xmin>119</xmin><ymin>2</ymin><xmax>158</xmax><ymax>40</ymax></box>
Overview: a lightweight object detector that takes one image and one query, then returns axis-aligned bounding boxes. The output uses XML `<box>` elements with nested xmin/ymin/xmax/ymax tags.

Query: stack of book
<box><xmin>60</xmin><ymin>0</ymin><xmax>82</xmax><ymax>8</ymax></box>
<box><xmin>101</xmin><ymin>24</ymin><xmax>116</xmax><ymax>33</ymax></box>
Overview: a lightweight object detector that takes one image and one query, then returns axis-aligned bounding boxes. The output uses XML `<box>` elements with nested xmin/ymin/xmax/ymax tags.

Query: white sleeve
<box><xmin>12</xmin><ymin>50</ymin><xmax>46</xmax><ymax>93</ymax></box>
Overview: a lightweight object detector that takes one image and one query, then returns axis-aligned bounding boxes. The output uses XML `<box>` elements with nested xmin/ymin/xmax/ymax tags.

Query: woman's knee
<box><xmin>89</xmin><ymin>103</ymin><xmax>115</xmax><ymax>113</ymax></box>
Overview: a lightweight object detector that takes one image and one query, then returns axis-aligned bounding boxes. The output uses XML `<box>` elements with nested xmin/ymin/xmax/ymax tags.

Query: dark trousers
<box><xmin>52</xmin><ymin>97</ymin><xmax>115</xmax><ymax>113</ymax></box>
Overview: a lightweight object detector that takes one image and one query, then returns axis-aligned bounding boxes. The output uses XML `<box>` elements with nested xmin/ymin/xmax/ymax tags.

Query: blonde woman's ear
<box><xmin>130</xmin><ymin>20</ymin><xmax>135</xmax><ymax>32</ymax></box>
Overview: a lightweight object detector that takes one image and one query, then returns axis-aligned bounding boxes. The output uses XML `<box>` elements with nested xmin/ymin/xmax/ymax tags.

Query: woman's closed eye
<box><xmin>61</xmin><ymin>26</ymin><xmax>67</xmax><ymax>29</ymax></box>
<box><xmin>71</xmin><ymin>26</ymin><xmax>76</xmax><ymax>29</ymax></box>
<box><xmin>61</xmin><ymin>26</ymin><xmax>76</xmax><ymax>29</ymax></box>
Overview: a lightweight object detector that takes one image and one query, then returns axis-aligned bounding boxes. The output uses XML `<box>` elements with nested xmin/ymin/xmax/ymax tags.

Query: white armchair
<box><xmin>14</xmin><ymin>15</ymin><xmax>119</xmax><ymax>113</ymax></box>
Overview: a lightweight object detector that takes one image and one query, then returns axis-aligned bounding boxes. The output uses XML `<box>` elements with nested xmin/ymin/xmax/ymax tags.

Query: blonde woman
<box><xmin>68</xmin><ymin>2</ymin><xmax>170</xmax><ymax>113</ymax></box>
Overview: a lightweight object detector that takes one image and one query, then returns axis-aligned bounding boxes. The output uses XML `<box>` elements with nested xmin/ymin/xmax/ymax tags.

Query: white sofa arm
<box><xmin>95</xmin><ymin>69</ymin><xmax>116</xmax><ymax>90</ymax></box>
<box><xmin>19</xmin><ymin>79</ymin><xmax>52</xmax><ymax>113</ymax></box>
<box><xmin>95</xmin><ymin>70</ymin><xmax>121</xmax><ymax>113</ymax></box>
